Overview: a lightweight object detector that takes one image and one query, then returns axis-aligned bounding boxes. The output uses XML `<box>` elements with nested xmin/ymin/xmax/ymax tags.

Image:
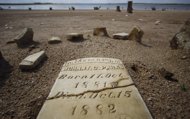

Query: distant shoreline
<box><xmin>0</xmin><ymin>3</ymin><xmax>190</xmax><ymax>5</ymax></box>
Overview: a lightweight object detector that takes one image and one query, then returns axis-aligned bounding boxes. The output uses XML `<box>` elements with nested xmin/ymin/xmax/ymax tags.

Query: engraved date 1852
<box><xmin>71</xmin><ymin>104</ymin><xmax>116</xmax><ymax>116</ymax></box>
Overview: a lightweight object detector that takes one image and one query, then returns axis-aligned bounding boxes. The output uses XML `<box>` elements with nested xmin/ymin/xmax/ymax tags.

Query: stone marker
<box><xmin>48</xmin><ymin>36</ymin><xmax>62</xmax><ymax>44</ymax></box>
<box><xmin>113</xmin><ymin>33</ymin><xmax>129</xmax><ymax>40</ymax></box>
<box><xmin>128</xmin><ymin>26</ymin><xmax>144</xmax><ymax>43</ymax></box>
<box><xmin>93</xmin><ymin>27</ymin><xmax>109</xmax><ymax>37</ymax></box>
<box><xmin>37</xmin><ymin>58</ymin><xmax>153</xmax><ymax>119</ymax></box>
<box><xmin>127</xmin><ymin>1</ymin><xmax>133</xmax><ymax>13</ymax></box>
<box><xmin>14</xmin><ymin>28</ymin><xmax>34</xmax><ymax>48</ymax></box>
<box><xmin>19</xmin><ymin>51</ymin><xmax>46</xmax><ymax>70</ymax></box>
<box><xmin>116</xmin><ymin>6</ymin><xmax>121</xmax><ymax>12</ymax></box>
<box><xmin>66</xmin><ymin>33</ymin><xmax>84</xmax><ymax>42</ymax></box>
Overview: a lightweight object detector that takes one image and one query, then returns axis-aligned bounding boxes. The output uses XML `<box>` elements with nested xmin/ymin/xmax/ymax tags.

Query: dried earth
<box><xmin>0</xmin><ymin>10</ymin><xmax>190</xmax><ymax>119</ymax></box>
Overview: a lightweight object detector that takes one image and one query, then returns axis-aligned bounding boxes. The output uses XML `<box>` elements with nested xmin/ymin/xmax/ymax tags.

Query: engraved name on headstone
<box><xmin>37</xmin><ymin>58</ymin><xmax>152</xmax><ymax>119</ymax></box>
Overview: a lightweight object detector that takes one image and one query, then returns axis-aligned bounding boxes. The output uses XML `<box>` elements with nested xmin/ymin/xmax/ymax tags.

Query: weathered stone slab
<box><xmin>48</xmin><ymin>36</ymin><xmax>61</xmax><ymax>44</ymax></box>
<box><xmin>37</xmin><ymin>58</ymin><xmax>152</xmax><ymax>119</ymax></box>
<box><xmin>14</xmin><ymin>28</ymin><xmax>34</xmax><ymax>48</ymax></box>
<box><xmin>113</xmin><ymin>33</ymin><xmax>129</xmax><ymax>40</ymax></box>
<box><xmin>19</xmin><ymin>51</ymin><xmax>46</xmax><ymax>70</ymax></box>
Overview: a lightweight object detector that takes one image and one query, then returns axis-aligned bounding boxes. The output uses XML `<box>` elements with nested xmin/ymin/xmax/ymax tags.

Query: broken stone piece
<box><xmin>128</xmin><ymin>26</ymin><xmax>144</xmax><ymax>43</ymax></box>
<box><xmin>19</xmin><ymin>51</ymin><xmax>46</xmax><ymax>70</ymax></box>
<box><xmin>0</xmin><ymin>51</ymin><xmax>12</xmax><ymax>77</ymax></box>
<box><xmin>14</xmin><ymin>28</ymin><xmax>34</xmax><ymax>48</ymax></box>
<box><xmin>170</xmin><ymin>19</ymin><xmax>190</xmax><ymax>52</ymax></box>
<box><xmin>93</xmin><ymin>27</ymin><xmax>109</xmax><ymax>37</ymax></box>
<box><xmin>48</xmin><ymin>36</ymin><xmax>62</xmax><ymax>44</ymax></box>
<box><xmin>113</xmin><ymin>32</ymin><xmax>129</xmax><ymax>40</ymax></box>
<box><xmin>66</xmin><ymin>33</ymin><xmax>84</xmax><ymax>42</ymax></box>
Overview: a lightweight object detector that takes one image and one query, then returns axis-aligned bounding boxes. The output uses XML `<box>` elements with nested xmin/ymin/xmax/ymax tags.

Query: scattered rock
<box><xmin>148</xmin><ymin>74</ymin><xmax>157</xmax><ymax>80</ymax></box>
<box><xmin>181</xmin><ymin>56</ymin><xmax>187</xmax><ymax>60</ymax></box>
<box><xmin>93</xmin><ymin>27</ymin><xmax>109</xmax><ymax>37</ymax></box>
<box><xmin>147</xmin><ymin>97</ymin><xmax>153</xmax><ymax>101</ymax></box>
<box><xmin>66</xmin><ymin>33</ymin><xmax>84</xmax><ymax>42</ymax></box>
<box><xmin>48</xmin><ymin>36</ymin><xmax>62</xmax><ymax>44</ymax></box>
<box><xmin>0</xmin><ymin>51</ymin><xmax>12</xmax><ymax>77</ymax></box>
<box><xmin>128</xmin><ymin>26</ymin><xmax>144</xmax><ymax>43</ymax></box>
<box><xmin>28</xmin><ymin>45</ymin><xmax>38</xmax><ymax>52</ymax></box>
<box><xmin>125</xmin><ymin>14</ymin><xmax>128</xmax><ymax>17</ymax></box>
<box><xmin>112</xmin><ymin>19</ymin><xmax>115</xmax><ymax>21</ymax></box>
<box><xmin>6</xmin><ymin>40</ymin><xmax>16</xmax><ymax>44</ymax></box>
<box><xmin>19</xmin><ymin>51</ymin><xmax>46</xmax><ymax>70</ymax></box>
<box><xmin>127</xmin><ymin>1</ymin><xmax>133</xmax><ymax>13</ymax></box>
<box><xmin>14</xmin><ymin>28</ymin><xmax>34</xmax><ymax>48</ymax></box>
<box><xmin>159</xmin><ymin>68</ymin><xmax>178</xmax><ymax>82</ymax></box>
<box><xmin>170</xmin><ymin>19</ymin><xmax>190</xmax><ymax>52</ymax></box>
<box><xmin>113</xmin><ymin>32</ymin><xmax>129</xmax><ymax>40</ymax></box>
<box><xmin>155</xmin><ymin>20</ymin><xmax>161</xmax><ymax>25</ymax></box>
<box><xmin>138</xmin><ymin>19</ymin><xmax>143</xmax><ymax>21</ymax></box>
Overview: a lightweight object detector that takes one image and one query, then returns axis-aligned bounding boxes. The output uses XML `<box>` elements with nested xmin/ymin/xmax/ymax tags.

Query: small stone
<box><xmin>66</xmin><ymin>33</ymin><xmax>84</xmax><ymax>42</ymax></box>
<box><xmin>147</xmin><ymin>97</ymin><xmax>152</xmax><ymax>101</ymax></box>
<box><xmin>113</xmin><ymin>32</ymin><xmax>129</xmax><ymax>40</ymax></box>
<box><xmin>6</xmin><ymin>40</ymin><xmax>16</xmax><ymax>44</ymax></box>
<box><xmin>14</xmin><ymin>28</ymin><xmax>34</xmax><ymax>48</ymax></box>
<box><xmin>112</xmin><ymin>19</ymin><xmax>115</xmax><ymax>21</ymax></box>
<box><xmin>48</xmin><ymin>36</ymin><xmax>62</xmax><ymax>44</ymax></box>
<box><xmin>128</xmin><ymin>26</ymin><xmax>144</xmax><ymax>43</ymax></box>
<box><xmin>138</xmin><ymin>19</ymin><xmax>143</xmax><ymax>21</ymax></box>
<box><xmin>159</xmin><ymin>68</ymin><xmax>178</xmax><ymax>82</ymax></box>
<box><xmin>125</xmin><ymin>14</ymin><xmax>128</xmax><ymax>17</ymax></box>
<box><xmin>155</xmin><ymin>20</ymin><xmax>160</xmax><ymax>25</ymax></box>
<box><xmin>181</xmin><ymin>56</ymin><xmax>187</xmax><ymax>60</ymax></box>
<box><xmin>19</xmin><ymin>51</ymin><xmax>46</xmax><ymax>70</ymax></box>
<box><xmin>93</xmin><ymin>27</ymin><xmax>109</xmax><ymax>37</ymax></box>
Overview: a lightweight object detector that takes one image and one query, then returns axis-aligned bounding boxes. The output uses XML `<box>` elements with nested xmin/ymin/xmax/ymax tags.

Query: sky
<box><xmin>0</xmin><ymin>0</ymin><xmax>190</xmax><ymax>3</ymax></box>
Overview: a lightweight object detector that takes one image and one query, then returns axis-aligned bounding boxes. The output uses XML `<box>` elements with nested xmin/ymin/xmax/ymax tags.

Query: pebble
<box><xmin>181</xmin><ymin>56</ymin><xmax>187</xmax><ymax>60</ymax></box>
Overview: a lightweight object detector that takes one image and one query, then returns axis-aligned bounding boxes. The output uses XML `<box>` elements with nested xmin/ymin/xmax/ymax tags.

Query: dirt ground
<box><xmin>0</xmin><ymin>10</ymin><xmax>190</xmax><ymax>119</ymax></box>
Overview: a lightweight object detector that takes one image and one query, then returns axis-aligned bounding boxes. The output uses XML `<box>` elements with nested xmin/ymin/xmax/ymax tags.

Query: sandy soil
<box><xmin>0</xmin><ymin>10</ymin><xmax>190</xmax><ymax>119</ymax></box>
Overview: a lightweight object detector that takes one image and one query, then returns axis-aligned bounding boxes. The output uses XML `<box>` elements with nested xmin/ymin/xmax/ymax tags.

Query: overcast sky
<box><xmin>0</xmin><ymin>0</ymin><xmax>190</xmax><ymax>3</ymax></box>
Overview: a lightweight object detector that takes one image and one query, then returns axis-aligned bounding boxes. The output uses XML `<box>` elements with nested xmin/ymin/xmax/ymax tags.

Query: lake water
<box><xmin>1</xmin><ymin>3</ymin><xmax>190</xmax><ymax>11</ymax></box>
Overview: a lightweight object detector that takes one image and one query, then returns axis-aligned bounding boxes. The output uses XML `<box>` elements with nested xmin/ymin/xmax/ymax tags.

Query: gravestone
<box><xmin>37</xmin><ymin>58</ymin><xmax>152</xmax><ymax>119</ymax></box>
<box><xmin>127</xmin><ymin>1</ymin><xmax>133</xmax><ymax>13</ymax></box>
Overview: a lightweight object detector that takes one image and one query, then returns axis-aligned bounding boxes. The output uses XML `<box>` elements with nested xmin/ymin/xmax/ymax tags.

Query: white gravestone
<box><xmin>37</xmin><ymin>58</ymin><xmax>152</xmax><ymax>119</ymax></box>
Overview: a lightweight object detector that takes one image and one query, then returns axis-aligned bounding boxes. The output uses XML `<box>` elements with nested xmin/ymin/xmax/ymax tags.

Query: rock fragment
<box><xmin>0</xmin><ymin>51</ymin><xmax>12</xmax><ymax>77</ymax></box>
<box><xmin>93</xmin><ymin>27</ymin><xmax>109</xmax><ymax>37</ymax></box>
<box><xmin>170</xmin><ymin>19</ymin><xmax>190</xmax><ymax>52</ymax></box>
<box><xmin>155</xmin><ymin>20</ymin><xmax>160</xmax><ymax>25</ymax></box>
<box><xmin>66</xmin><ymin>33</ymin><xmax>84</xmax><ymax>42</ymax></box>
<box><xmin>113</xmin><ymin>32</ymin><xmax>129</xmax><ymax>40</ymax></box>
<box><xmin>128</xmin><ymin>26</ymin><xmax>144</xmax><ymax>43</ymax></box>
<box><xmin>19</xmin><ymin>51</ymin><xmax>46</xmax><ymax>70</ymax></box>
<box><xmin>14</xmin><ymin>28</ymin><xmax>34</xmax><ymax>48</ymax></box>
<box><xmin>48</xmin><ymin>36</ymin><xmax>62</xmax><ymax>44</ymax></box>
<box><xmin>159</xmin><ymin>68</ymin><xmax>178</xmax><ymax>82</ymax></box>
